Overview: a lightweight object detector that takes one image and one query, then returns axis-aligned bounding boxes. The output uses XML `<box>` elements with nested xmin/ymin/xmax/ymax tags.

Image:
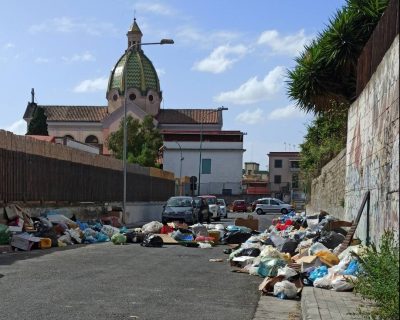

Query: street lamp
<box><xmin>123</xmin><ymin>39</ymin><xmax>174</xmax><ymax>218</ymax></box>
<box><xmin>197</xmin><ymin>106</ymin><xmax>228</xmax><ymax>196</ymax></box>
<box><xmin>174</xmin><ymin>141</ymin><xmax>184</xmax><ymax>195</ymax></box>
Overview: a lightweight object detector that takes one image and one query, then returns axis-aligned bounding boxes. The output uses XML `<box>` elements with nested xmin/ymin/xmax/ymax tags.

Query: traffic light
<box><xmin>190</xmin><ymin>176</ymin><xmax>197</xmax><ymax>191</ymax></box>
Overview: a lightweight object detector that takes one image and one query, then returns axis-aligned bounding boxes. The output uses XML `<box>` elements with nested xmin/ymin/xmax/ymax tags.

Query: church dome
<box><xmin>107</xmin><ymin>47</ymin><xmax>161</xmax><ymax>97</ymax></box>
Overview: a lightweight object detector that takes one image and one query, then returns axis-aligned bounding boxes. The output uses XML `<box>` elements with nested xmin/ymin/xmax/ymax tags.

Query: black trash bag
<box><xmin>277</xmin><ymin>239</ymin><xmax>299</xmax><ymax>256</ymax></box>
<box><xmin>261</xmin><ymin>237</ymin><xmax>275</xmax><ymax>247</ymax></box>
<box><xmin>317</xmin><ymin>231</ymin><xmax>345</xmax><ymax>249</ymax></box>
<box><xmin>236</xmin><ymin>248</ymin><xmax>261</xmax><ymax>257</ymax></box>
<box><xmin>220</xmin><ymin>231</ymin><xmax>251</xmax><ymax>244</ymax></box>
<box><xmin>141</xmin><ymin>234</ymin><xmax>163</xmax><ymax>247</ymax></box>
<box><xmin>126</xmin><ymin>232</ymin><xmax>144</xmax><ymax>243</ymax></box>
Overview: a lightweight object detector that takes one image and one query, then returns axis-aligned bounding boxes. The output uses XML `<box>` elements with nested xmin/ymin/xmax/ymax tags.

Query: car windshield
<box><xmin>217</xmin><ymin>199</ymin><xmax>225</xmax><ymax>205</ymax></box>
<box><xmin>166</xmin><ymin>197</ymin><xmax>192</xmax><ymax>207</ymax></box>
<box><xmin>205</xmin><ymin>197</ymin><xmax>216</xmax><ymax>205</ymax></box>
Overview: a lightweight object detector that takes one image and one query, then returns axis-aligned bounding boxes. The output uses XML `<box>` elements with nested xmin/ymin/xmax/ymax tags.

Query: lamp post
<box><xmin>174</xmin><ymin>141</ymin><xmax>184</xmax><ymax>195</ymax></box>
<box><xmin>123</xmin><ymin>39</ymin><xmax>174</xmax><ymax>218</ymax></box>
<box><xmin>197</xmin><ymin>106</ymin><xmax>228</xmax><ymax>196</ymax></box>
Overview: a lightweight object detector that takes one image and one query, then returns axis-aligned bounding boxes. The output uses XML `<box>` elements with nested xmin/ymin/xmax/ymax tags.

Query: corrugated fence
<box><xmin>0</xmin><ymin>130</ymin><xmax>175</xmax><ymax>203</ymax></box>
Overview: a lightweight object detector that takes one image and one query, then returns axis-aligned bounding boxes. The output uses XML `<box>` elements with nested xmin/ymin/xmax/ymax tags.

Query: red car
<box><xmin>232</xmin><ymin>200</ymin><xmax>247</xmax><ymax>212</ymax></box>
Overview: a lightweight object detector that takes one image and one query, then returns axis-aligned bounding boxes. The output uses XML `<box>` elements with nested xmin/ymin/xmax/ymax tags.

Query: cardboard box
<box><xmin>296</xmin><ymin>255</ymin><xmax>322</xmax><ymax>272</ymax></box>
<box><xmin>10</xmin><ymin>234</ymin><xmax>41</xmax><ymax>251</ymax></box>
<box><xmin>235</xmin><ymin>215</ymin><xmax>259</xmax><ymax>231</ymax></box>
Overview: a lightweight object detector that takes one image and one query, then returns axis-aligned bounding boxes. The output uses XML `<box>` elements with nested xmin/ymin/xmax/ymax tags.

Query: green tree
<box><xmin>107</xmin><ymin>115</ymin><xmax>162</xmax><ymax>168</ymax></box>
<box><xmin>299</xmin><ymin>103</ymin><xmax>348</xmax><ymax>183</ymax></box>
<box><xmin>287</xmin><ymin>0</ymin><xmax>389</xmax><ymax>114</ymax></box>
<box><xmin>26</xmin><ymin>106</ymin><xmax>48</xmax><ymax>135</ymax></box>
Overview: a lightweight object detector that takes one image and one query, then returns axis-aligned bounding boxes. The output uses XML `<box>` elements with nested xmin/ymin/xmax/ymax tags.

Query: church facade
<box><xmin>23</xmin><ymin>20</ymin><xmax>245</xmax><ymax>195</ymax></box>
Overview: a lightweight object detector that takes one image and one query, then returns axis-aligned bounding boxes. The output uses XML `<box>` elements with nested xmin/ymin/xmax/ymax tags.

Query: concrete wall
<box><xmin>309</xmin><ymin>149</ymin><xmax>346</xmax><ymax>218</ymax></box>
<box><xmin>345</xmin><ymin>35</ymin><xmax>399</xmax><ymax>245</ymax></box>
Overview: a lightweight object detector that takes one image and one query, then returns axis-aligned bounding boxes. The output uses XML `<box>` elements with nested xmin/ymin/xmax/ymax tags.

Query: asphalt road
<box><xmin>0</xmin><ymin>214</ymin><xmax>281</xmax><ymax>320</ymax></box>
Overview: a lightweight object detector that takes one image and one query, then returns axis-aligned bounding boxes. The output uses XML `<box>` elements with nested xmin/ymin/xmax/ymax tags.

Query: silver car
<box><xmin>217</xmin><ymin>199</ymin><xmax>227</xmax><ymax>218</ymax></box>
<box><xmin>255</xmin><ymin>198</ymin><xmax>293</xmax><ymax>215</ymax></box>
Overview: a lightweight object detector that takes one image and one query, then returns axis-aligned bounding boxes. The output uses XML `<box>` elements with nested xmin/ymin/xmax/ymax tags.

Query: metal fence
<box><xmin>356</xmin><ymin>0</ymin><xmax>399</xmax><ymax>96</ymax></box>
<box><xmin>0</xmin><ymin>148</ymin><xmax>174</xmax><ymax>203</ymax></box>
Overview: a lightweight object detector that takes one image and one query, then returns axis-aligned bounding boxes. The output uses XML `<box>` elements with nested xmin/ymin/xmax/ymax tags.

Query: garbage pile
<box><xmin>223</xmin><ymin>211</ymin><xmax>363</xmax><ymax>300</ymax></box>
<box><xmin>0</xmin><ymin>204</ymin><xmax>133</xmax><ymax>250</ymax></box>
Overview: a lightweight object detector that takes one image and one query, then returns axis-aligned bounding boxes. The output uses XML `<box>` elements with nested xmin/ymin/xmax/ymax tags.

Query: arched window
<box><xmin>85</xmin><ymin>135</ymin><xmax>99</xmax><ymax>144</ymax></box>
<box><xmin>64</xmin><ymin>135</ymin><xmax>74</xmax><ymax>140</ymax></box>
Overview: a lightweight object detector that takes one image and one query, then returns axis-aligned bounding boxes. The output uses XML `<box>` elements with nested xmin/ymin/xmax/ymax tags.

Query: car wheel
<box><xmin>256</xmin><ymin>208</ymin><xmax>263</xmax><ymax>215</ymax></box>
<box><xmin>281</xmin><ymin>208</ymin><xmax>288</xmax><ymax>214</ymax></box>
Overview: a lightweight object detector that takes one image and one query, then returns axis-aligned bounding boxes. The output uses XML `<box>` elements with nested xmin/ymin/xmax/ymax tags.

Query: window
<box><xmin>85</xmin><ymin>135</ymin><xmax>99</xmax><ymax>144</ymax></box>
<box><xmin>112</xmin><ymin>94</ymin><xmax>118</xmax><ymax>101</ymax></box>
<box><xmin>148</xmin><ymin>95</ymin><xmax>154</xmax><ymax>102</ymax></box>
<box><xmin>274</xmin><ymin>159</ymin><xmax>282</xmax><ymax>168</ymax></box>
<box><xmin>274</xmin><ymin>175</ymin><xmax>281</xmax><ymax>184</ymax></box>
<box><xmin>64</xmin><ymin>135</ymin><xmax>74</xmax><ymax>140</ymax></box>
<box><xmin>202</xmin><ymin>159</ymin><xmax>211</xmax><ymax>174</ymax></box>
<box><xmin>270</xmin><ymin>199</ymin><xmax>279</xmax><ymax>205</ymax></box>
<box><xmin>292</xmin><ymin>174</ymin><xmax>299</xmax><ymax>188</ymax></box>
<box><xmin>290</xmin><ymin>161</ymin><xmax>300</xmax><ymax>168</ymax></box>
<box><xmin>129</xmin><ymin>93</ymin><xmax>136</xmax><ymax>101</ymax></box>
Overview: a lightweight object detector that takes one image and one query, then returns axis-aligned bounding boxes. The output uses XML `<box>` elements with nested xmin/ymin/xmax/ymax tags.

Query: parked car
<box><xmin>161</xmin><ymin>196</ymin><xmax>201</xmax><ymax>225</ymax></box>
<box><xmin>255</xmin><ymin>198</ymin><xmax>293</xmax><ymax>215</ymax></box>
<box><xmin>217</xmin><ymin>198</ymin><xmax>227</xmax><ymax>218</ymax></box>
<box><xmin>232</xmin><ymin>200</ymin><xmax>247</xmax><ymax>212</ymax></box>
<box><xmin>251</xmin><ymin>199</ymin><xmax>262</xmax><ymax>212</ymax></box>
<box><xmin>198</xmin><ymin>195</ymin><xmax>221</xmax><ymax>221</ymax></box>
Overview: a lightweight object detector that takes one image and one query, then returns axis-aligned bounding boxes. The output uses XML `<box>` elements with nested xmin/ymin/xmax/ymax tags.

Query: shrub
<box><xmin>353</xmin><ymin>231</ymin><xmax>399</xmax><ymax>320</ymax></box>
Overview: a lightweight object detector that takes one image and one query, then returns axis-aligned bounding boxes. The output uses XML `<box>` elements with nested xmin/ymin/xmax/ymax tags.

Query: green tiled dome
<box><xmin>107</xmin><ymin>48</ymin><xmax>160</xmax><ymax>96</ymax></box>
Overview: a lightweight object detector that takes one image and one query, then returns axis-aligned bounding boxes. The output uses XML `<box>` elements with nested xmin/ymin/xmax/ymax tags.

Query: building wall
<box><xmin>268</xmin><ymin>153</ymin><xmax>300</xmax><ymax>192</ymax></box>
<box><xmin>48</xmin><ymin>122</ymin><xmax>104</xmax><ymax>143</ymax></box>
<box><xmin>163</xmin><ymin>140</ymin><xmax>243</xmax><ymax>195</ymax></box>
<box><xmin>309</xmin><ymin>149</ymin><xmax>346</xmax><ymax>217</ymax></box>
<box><xmin>345</xmin><ymin>35</ymin><xmax>399</xmax><ymax>245</ymax></box>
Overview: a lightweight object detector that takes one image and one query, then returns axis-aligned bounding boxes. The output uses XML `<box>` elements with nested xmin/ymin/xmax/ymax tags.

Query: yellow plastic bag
<box><xmin>316</xmin><ymin>250</ymin><xmax>339</xmax><ymax>266</ymax></box>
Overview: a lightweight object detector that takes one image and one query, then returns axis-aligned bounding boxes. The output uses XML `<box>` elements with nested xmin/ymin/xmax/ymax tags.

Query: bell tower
<box><xmin>127</xmin><ymin>18</ymin><xmax>143</xmax><ymax>49</ymax></box>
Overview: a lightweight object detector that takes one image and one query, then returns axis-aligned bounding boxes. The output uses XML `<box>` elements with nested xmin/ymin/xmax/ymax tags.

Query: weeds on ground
<box><xmin>353</xmin><ymin>231</ymin><xmax>399</xmax><ymax>320</ymax></box>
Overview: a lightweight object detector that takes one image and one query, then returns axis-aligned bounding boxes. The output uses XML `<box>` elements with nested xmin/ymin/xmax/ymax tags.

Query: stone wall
<box><xmin>309</xmin><ymin>149</ymin><xmax>346</xmax><ymax>218</ymax></box>
<box><xmin>345</xmin><ymin>35</ymin><xmax>399</xmax><ymax>245</ymax></box>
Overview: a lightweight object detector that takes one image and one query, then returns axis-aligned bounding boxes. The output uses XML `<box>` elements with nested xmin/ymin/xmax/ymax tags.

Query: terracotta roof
<box><xmin>156</xmin><ymin>109</ymin><xmax>221</xmax><ymax>124</ymax></box>
<box><xmin>26</xmin><ymin>135</ymin><xmax>56</xmax><ymax>143</ymax></box>
<box><xmin>24</xmin><ymin>104</ymin><xmax>108</xmax><ymax>122</ymax></box>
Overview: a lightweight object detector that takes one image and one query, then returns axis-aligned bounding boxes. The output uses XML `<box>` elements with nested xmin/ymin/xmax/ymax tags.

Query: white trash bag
<box><xmin>141</xmin><ymin>221</ymin><xmax>163</xmax><ymax>234</ymax></box>
<box><xmin>273</xmin><ymin>280</ymin><xmax>298</xmax><ymax>299</ymax></box>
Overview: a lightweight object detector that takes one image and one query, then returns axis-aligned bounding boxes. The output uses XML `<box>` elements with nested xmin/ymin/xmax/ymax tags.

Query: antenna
<box><xmin>284</xmin><ymin>142</ymin><xmax>287</xmax><ymax>151</ymax></box>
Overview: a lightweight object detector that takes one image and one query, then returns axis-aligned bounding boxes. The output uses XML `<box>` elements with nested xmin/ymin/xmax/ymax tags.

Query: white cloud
<box><xmin>29</xmin><ymin>17</ymin><xmax>118</xmax><ymax>36</ymax></box>
<box><xmin>35</xmin><ymin>57</ymin><xmax>50</xmax><ymax>63</ymax></box>
<box><xmin>3</xmin><ymin>43</ymin><xmax>15</xmax><ymax>49</ymax></box>
<box><xmin>235</xmin><ymin>108</ymin><xmax>264</xmax><ymax>125</ymax></box>
<box><xmin>176</xmin><ymin>27</ymin><xmax>240</xmax><ymax>48</ymax></box>
<box><xmin>73</xmin><ymin>76</ymin><xmax>108</xmax><ymax>93</ymax></box>
<box><xmin>5</xmin><ymin>119</ymin><xmax>26</xmax><ymax>135</ymax></box>
<box><xmin>193</xmin><ymin>44</ymin><xmax>248</xmax><ymax>74</ymax></box>
<box><xmin>62</xmin><ymin>51</ymin><xmax>95</xmax><ymax>63</ymax></box>
<box><xmin>214</xmin><ymin>66</ymin><xmax>285</xmax><ymax>104</ymax></box>
<box><xmin>257</xmin><ymin>29</ymin><xmax>314</xmax><ymax>56</ymax></box>
<box><xmin>136</xmin><ymin>2</ymin><xmax>176</xmax><ymax>16</ymax></box>
<box><xmin>267</xmin><ymin>105</ymin><xmax>306</xmax><ymax>120</ymax></box>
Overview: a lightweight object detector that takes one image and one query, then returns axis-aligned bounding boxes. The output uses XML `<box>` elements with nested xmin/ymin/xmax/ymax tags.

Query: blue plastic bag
<box><xmin>342</xmin><ymin>260</ymin><xmax>358</xmax><ymax>275</ymax></box>
<box><xmin>309</xmin><ymin>266</ymin><xmax>328</xmax><ymax>282</ymax></box>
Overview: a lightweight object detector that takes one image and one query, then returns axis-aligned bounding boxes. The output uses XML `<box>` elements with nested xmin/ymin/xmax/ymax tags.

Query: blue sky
<box><xmin>0</xmin><ymin>0</ymin><xmax>345</xmax><ymax>169</ymax></box>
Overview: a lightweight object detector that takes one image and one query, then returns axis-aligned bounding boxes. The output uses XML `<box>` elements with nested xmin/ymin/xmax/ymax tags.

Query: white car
<box><xmin>217</xmin><ymin>199</ymin><xmax>227</xmax><ymax>218</ymax></box>
<box><xmin>255</xmin><ymin>198</ymin><xmax>293</xmax><ymax>215</ymax></box>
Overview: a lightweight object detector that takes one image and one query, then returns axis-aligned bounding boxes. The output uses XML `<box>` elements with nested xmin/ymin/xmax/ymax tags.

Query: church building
<box><xmin>23</xmin><ymin>19</ymin><xmax>245</xmax><ymax>196</ymax></box>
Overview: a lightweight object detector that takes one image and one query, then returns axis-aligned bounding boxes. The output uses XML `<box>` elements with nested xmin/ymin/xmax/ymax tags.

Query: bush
<box><xmin>353</xmin><ymin>231</ymin><xmax>399</xmax><ymax>319</ymax></box>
